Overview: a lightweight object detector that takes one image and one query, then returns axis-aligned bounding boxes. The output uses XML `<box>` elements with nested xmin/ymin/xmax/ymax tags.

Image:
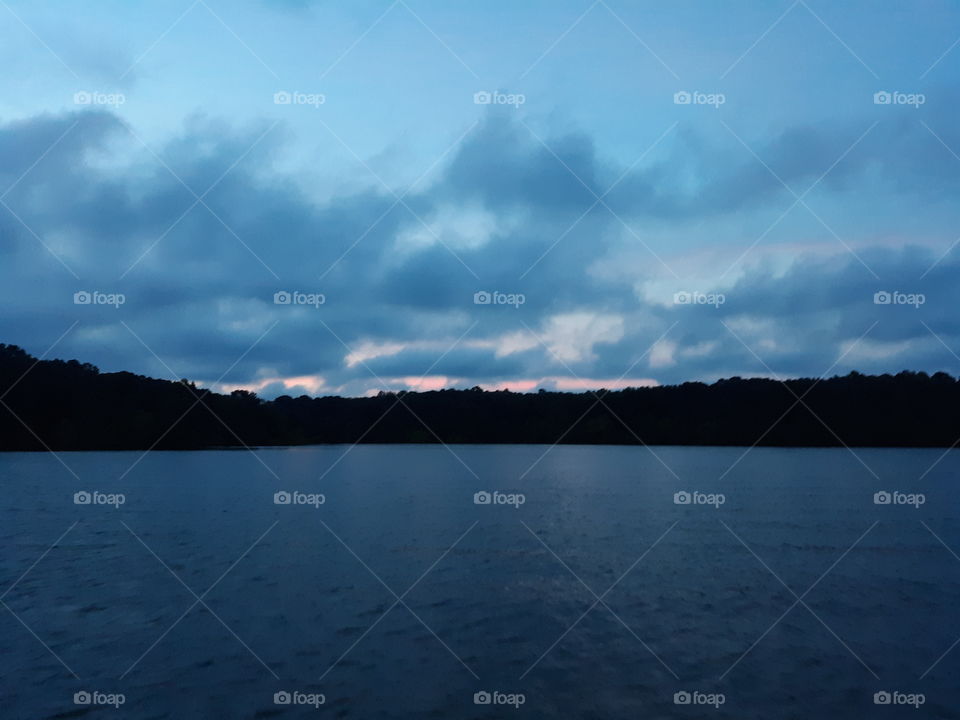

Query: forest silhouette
<box><xmin>0</xmin><ymin>342</ymin><xmax>957</xmax><ymax>450</ymax></box>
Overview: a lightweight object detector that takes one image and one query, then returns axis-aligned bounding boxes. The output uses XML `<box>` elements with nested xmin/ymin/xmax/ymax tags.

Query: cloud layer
<box><xmin>2</xmin><ymin>1</ymin><xmax>959</xmax><ymax>397</ymax></box>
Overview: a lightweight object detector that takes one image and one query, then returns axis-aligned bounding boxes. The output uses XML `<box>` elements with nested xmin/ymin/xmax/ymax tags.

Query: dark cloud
<box><xmin>2</xmin><ymin>99</ymin><xmax>959</xmax><ymax>395</ymax></box>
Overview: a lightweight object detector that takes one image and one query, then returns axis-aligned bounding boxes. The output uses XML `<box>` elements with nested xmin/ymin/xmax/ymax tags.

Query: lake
<box><xmin>1</xmin><ymin>445</ymin><xmax>958</xmax><ymax>718</ymax></box>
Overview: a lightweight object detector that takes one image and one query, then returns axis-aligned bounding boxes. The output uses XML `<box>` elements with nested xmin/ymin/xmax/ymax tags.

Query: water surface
<box><xmin>1</xmin><ymin>445</ymin><xmax>958</xmax><ymax>718</ymax></box>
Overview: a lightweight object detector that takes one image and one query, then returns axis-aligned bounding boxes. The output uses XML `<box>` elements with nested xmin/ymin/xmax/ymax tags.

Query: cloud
<box><xmin>2</xmin><ymin>99</ymin><xmax>960</xmax><ymax>397</ymax></box>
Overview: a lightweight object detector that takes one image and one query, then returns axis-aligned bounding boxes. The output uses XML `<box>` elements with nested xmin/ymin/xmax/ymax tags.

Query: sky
<box><xmin>2</xmin><ymin>0</ymin><xmax>960</xmax><ymax>398</ymax></box>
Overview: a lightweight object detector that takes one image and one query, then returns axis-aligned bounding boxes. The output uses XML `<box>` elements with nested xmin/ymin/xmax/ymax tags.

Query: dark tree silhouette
<box><xmin>0</xmin><ymin>343</ymin><xmax>957</xmax><ymax>450</ymax></box>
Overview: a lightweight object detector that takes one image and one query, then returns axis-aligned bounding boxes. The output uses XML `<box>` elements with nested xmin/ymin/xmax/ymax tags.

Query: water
<box><xmin>1</xmin><ymin>444</ymin><xmax>958</xmax><ymax>718</ymax></box>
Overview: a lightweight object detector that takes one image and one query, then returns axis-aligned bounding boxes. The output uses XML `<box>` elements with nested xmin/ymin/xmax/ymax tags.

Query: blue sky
<box><xmin>2</xmin><ymin>0</ymin><xmax>960</xmax><ymax>397</ymax></box>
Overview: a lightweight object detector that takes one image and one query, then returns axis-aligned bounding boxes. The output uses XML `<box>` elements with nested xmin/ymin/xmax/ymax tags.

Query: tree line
<box><xmin>0</xmin><ymin>343</ymin><xmax>957</xmax><ymax>450</ymax></box>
